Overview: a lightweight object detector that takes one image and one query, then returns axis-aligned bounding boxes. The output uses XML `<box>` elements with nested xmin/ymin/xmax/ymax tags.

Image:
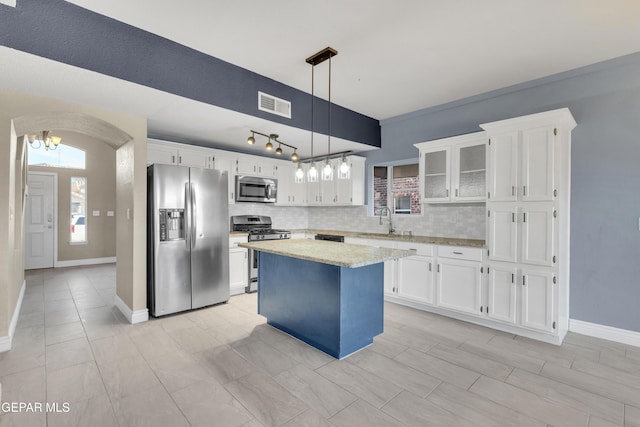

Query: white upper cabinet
<box><xmin>486</xmin><ymin>132</ymin><xmax>519</xmax><ymax>202</ymax></box>
<box><xmin>415</xmin><ymin>132</ymin><xmax>486</xmax><ymax>204</ymax></box>
<box><xmin>334</xmin><ymin>156</ymin><xmax>365</xmax><ymax>205</ymax></box>
<box><xmin>276</xmin><ymin>162</ymin><xmax>307</xmax><ymax>206</ymax></box>
<box><xmin>147</xmin><ymin>140</ymin><xmax>179</xmax><ymax>166</ymax></box>
<box><xmin>212</xmin><ymin>153</ymin><xmax>236</xmax><ymax>204</ymax></box>
<box><xmin>520</xmin><ymin>203</ymin><xmax>555</xmax><ymax>267</ymax></box>
<box><xmin>487</xmin><ymin>204</ymin><xmax>518</xmax><ymax>263</ymax></box>
<box><xmin>147</xmin><ymin>139</ymin><xmax>215</xmax><ymax>169</ymax></box>
<box><xmin>422</xmin><ymin>147</ymin><xmax>451</xmax><ymax>202</ymax></box>
<box><xmin>453</xmin><ymin>140</ymin><xmax>487</xmax><ymax>201</ymax></box>
<box><xmin>178</xmin><ymin>145</ymin><xmax>215</xmax><ymax>169</ymax></box>
<box><xmin>278</xmin><ymin>156</ymin><xmax>365</xmax><ymax>206</ymax></box>
<box><xmin>486</xmin><ymin>122</ymin><xmax>560</xmax><ymax>202</ymax></box>
<box><xmin>147</xmin><ymin>141</ymin><xmax>365</xmax><ymax>208</ymax></box>
<box><xmin>235</xmin><ymin>156</ymin><xmax>277</xmax><ymax>177</ymax></box>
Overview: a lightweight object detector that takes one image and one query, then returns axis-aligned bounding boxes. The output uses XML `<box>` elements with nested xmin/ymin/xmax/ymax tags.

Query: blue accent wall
<box><xmin>368</xmin><ymin>53</ymin><xmax>640</xmax><ymax>332</ymax></box>
<box><xmin>0</xmin><ymin>0</ymin><xmax>380</xmax><ymax>147</ymax></box>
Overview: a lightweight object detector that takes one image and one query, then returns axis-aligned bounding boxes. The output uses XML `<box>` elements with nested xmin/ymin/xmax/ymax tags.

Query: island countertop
<box><xmin>238</xmin><ymin>238</ymin><xmax>416</xmax><ymax>268</ymax></box>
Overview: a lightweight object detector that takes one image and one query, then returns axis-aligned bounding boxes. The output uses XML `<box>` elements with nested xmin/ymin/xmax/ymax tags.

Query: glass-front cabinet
<box><xmin>455</xmin><ymin>142</ymin><xmax>486</xmax><ymax>200</ymax></box>
<box><xmin>415</xmin><ymin>131</ymin><xmax>487</xmax><ymax>203</ymax></box>
<box><xmin>423</xmin><ymin>148</ymin><xmax>450</xmax><ymax>201</ymax></box>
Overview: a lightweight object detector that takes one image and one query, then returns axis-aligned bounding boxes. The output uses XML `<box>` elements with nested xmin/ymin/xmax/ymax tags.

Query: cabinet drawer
<box><xmin>395</xmin><ymin>241</ymin><xmax>434</xmax><ymax>256</ymax></box>
<box><xmin>437</xmin><ymin>245</ymin><xmax>483</xmax><ymax>262</ymax></box>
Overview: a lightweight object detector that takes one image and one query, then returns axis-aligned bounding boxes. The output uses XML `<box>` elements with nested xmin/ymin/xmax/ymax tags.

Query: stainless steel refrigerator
<box><xmin>147</xmin><ymin>164</ymin><xmax>229</xmax><ymax>317</ymax></box>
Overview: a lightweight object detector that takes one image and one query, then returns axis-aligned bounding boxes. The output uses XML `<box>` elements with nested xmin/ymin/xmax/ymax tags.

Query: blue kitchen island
<box><xmin>238</xmin><ymin>239</ymin><xmax>415</xmax><ymax>359</ymax></box>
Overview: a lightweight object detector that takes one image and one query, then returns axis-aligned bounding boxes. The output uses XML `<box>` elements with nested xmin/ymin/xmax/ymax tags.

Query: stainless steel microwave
<box><xmin>235</xmin><ymin>176</ymin><xmax>277</xmax><ymax>203</ymax></box>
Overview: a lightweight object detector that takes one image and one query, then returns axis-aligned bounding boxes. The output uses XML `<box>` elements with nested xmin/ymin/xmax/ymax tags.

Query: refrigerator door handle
<box><xmin>185</xmin><ymin>182</ymin><xmax>191</xmax><ymax>250</ymax></box>
<box><xmin>191</xmin><ymin>184</ymin><xmax>197</xmax><ymax>249</ymax></box>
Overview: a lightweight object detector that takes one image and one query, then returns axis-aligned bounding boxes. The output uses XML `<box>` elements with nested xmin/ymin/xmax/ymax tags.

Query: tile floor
<box><xmin>1</xmin><ymin>264</ymin><xmax>640</xmax><ymax>426</ymax></box>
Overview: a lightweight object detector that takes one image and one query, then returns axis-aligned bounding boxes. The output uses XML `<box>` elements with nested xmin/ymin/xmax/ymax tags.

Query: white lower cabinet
<box><xmin>397</xmin><ymin>255</ymin><xmax>435</xmax><ymax>304</ymax></box>
<box><xmin>520</xmin><ymin>267</ymin><xmax>555</xmax><ymax>333</ymax></box>
<box><xmin>395</xmin><ymin>242</ymin><xmax>436</xmax><ymax>305</ymax></box>
<box><xmin>344</xmin><ymin>235</ymin><xmax>558</xmax><ymax>344</ymax></box>
<box><xmin>229</xmin><ymin>236</ymin><xmax>248</xmax><ymax>296</ymax></box>
<box><xmin>437</xmin><ymin>258</ymin><xmax>482</xmax><ymax>315</ymax></box>
<box><xmin>486</xmin><ymin>263</ymin><xmax>518</xmax><ymax>323</ymax></box>
<box><xmin>486</xmin><ymin>263</ymin><xmax>556</xmax><ymax>334</ymax></box>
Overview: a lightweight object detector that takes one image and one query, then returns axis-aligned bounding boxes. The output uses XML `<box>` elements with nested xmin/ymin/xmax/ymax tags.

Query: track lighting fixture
<box><xmin>246</xmin><ymin>130</ymin><xmax>298</xmax><ymax>161</ymax></box>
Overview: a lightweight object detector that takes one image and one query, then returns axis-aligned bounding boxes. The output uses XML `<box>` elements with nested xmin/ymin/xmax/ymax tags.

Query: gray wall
<box><xmin>363</xmin><ymin>53</ymin><xmax>640</xmax><ymax>332</ymax></box>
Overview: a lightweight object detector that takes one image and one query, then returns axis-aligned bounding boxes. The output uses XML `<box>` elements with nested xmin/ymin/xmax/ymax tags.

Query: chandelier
<box><xmin>27</xmin><ymin>130</ymin><xmax>62</xmax><ymax>151</ymax></box>
<box><xmin>301</xmin><ymin>47</ymin><xmax>351</xmax><ymax>181</ymax></box>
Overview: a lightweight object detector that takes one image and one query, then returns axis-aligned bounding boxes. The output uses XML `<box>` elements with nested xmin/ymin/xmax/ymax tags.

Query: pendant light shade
<box><xmin>340</xmin><ymin>156</ymin><xmax>349</xmax><ymax>174</ymax></box>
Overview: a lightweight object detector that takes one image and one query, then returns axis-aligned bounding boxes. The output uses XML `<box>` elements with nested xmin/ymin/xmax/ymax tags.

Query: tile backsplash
<box><xmin>228</xmin><ymin>203</ymin><xmax>309</xmax><ymax>230</ymax></box>
<box><xmin>229</xmin><ymin>203</ymin><xmax>485</xmax><ymax>240</ymax></box>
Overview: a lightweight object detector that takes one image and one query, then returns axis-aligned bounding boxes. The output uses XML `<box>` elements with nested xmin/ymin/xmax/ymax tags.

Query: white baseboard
<box><xmin>115</xmin><ymin>295</ymin><xmax>148</xmax><ymax>324</ymax></box>
<box><xmin>55</xmin><ymin>257</ymin><xmax>116</xmax><ymax>268</ymax></box>
<box><xmin>570</xmin><ymin>319</ymin><xmax>640</xmax><ymax>348</ymax></box>
<box><xmin>0</xmin><ymin>280</ymin><xmax>26</xmax><ymax>353</ymax></box>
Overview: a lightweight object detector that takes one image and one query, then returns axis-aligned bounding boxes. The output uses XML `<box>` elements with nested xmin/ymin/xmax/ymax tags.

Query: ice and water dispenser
<box><xmin>158</xmin><ymin>209</ymin><xmax>185</xmax><ymax>241</ymax></box>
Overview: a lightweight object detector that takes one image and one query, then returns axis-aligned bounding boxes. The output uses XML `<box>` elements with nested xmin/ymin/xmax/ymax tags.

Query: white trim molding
<box><xmin>0</xmin><ymin>280</ymin><xmax>26</xmax><ymax>352</ymax></box>
<box><xmin>115</xmin><ymin>295</ymin><xmax>148</xmax><ymax>324</ymax></box>
<box><xmin>570</xmin><ymin>319</ymin><xmax>640</xmax><ymax>348</ymax></box>
<box><xmin>55</xmin><ymin>257</ymin><xmax>116</xmax><ymax>268</ymax></box>
<box><xmin>0</xmin><ymin>0</ymin><xmax>17</xmax><ymax>7</ymax></box>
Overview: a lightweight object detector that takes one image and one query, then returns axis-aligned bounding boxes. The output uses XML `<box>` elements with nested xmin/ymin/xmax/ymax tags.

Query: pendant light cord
<box><xmin>328</xmin><ymin>54</ymin><xmax>331</xmax><ymax>156</ymax></box>
<box><xmin>311</xmin><ymin>64</ymin><xmax>315</xmax><ymax>159</ymax></box>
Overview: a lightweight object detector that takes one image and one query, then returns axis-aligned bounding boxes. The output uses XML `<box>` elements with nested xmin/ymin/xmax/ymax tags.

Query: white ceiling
<box><xmin>2</xmin><ymin>1</ymin><xmax>640</xmax><ymax>156</ymax></box>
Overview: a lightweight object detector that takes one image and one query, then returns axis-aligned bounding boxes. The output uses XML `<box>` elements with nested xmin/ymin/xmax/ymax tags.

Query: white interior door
<box><xmin>25</xmin><ymin>173</ymin><xmax>56</xmax><ymax>269</ymax></box>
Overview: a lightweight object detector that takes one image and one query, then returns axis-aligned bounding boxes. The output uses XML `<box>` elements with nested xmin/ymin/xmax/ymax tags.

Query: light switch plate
<box><xmin>92</xmin><ymin>210</ymin><xmax>100</xmax><ymax>217</ymax></box>
<box><xmin>107</xmin><ymin>211</ymin><xmax>114</xmax><ymax>217</ymax></box>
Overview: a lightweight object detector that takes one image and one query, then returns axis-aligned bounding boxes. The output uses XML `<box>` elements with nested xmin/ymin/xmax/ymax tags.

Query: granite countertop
<box><xmin>238</xmin><ymin>238</ymin><xmax>416</xmax><ymax>268</ymax></box>
<box><xmin>291</xmin><ymin>229</ymin><xmax>485</xmax><ymax>248</ymax></box>
<box><xmin>229</xmin><ymin>231</ymin><xmax>249</xmax><ymax>237</ymax></box>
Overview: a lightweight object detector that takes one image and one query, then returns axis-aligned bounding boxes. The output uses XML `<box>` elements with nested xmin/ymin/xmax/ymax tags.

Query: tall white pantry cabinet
<box><xmin>481</xmin><ymin>108</ymin><xmax>576</xmax><ymax>345</ymax></box>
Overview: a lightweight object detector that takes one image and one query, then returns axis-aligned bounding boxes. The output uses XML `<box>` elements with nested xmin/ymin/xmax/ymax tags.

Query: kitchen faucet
<box><xmin>378</xmin><ymin>207</ymin><xmax>395</xmax><ymax>234</ymax></box>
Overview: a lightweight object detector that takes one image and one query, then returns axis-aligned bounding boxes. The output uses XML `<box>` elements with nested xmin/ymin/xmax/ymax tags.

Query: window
<box><xmin>28</xmin><ymin>143</ymin><xmax>86</xmax><ymax>169</ymax></box>
<box><xmin>70</xmin><ymin>177</ymin><xmax>87</xmax><ymax>243</ymax></box>
<box><xmin>373</xmin><ymin>163</ymin><xmax>421</xmax><ymax>215</ymax></box>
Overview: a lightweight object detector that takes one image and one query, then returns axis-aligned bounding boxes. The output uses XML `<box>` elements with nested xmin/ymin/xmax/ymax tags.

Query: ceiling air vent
<box><xmin>258</xmin><ymin>91</ymin><xmax>291</xmax><ymax>119</ymax></box>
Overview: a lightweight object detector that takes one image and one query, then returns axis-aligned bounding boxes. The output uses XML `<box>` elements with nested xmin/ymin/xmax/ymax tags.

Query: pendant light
<box><xmin>323</xmin><ymin>50</ymin><xmax>334</xmax><ymax>180</ymax></box>
<box><xmin>305</xmin><ymin>47</ymin><xmax>350</xmax><ymax>180</ymax></box>
<box><xmin>340</xmin><ymin>155</ymin><xmax>349</xmax><ymax>174</ymax></box>
<box><xmin>307</xmin><ymin>53</ymin><xmax>318</xmax><ymax>180</ymax></box>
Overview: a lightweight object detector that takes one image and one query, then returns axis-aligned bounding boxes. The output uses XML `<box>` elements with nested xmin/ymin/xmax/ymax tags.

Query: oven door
<box><xmin>247</xmin><ymin>247</ymin><xmax>259</xmax><ymax>292</ymax></box>
<box><xmin>235</xmin><ymin>176</ymin><xmax>277</xmax><ymax>203</ymax></box>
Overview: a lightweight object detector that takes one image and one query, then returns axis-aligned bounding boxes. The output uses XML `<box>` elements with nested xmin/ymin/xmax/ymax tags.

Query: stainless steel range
<box><xmin>231</xmin><ymin>215</ymin><xmax>291</xmax><ymax>293</ymax></box>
